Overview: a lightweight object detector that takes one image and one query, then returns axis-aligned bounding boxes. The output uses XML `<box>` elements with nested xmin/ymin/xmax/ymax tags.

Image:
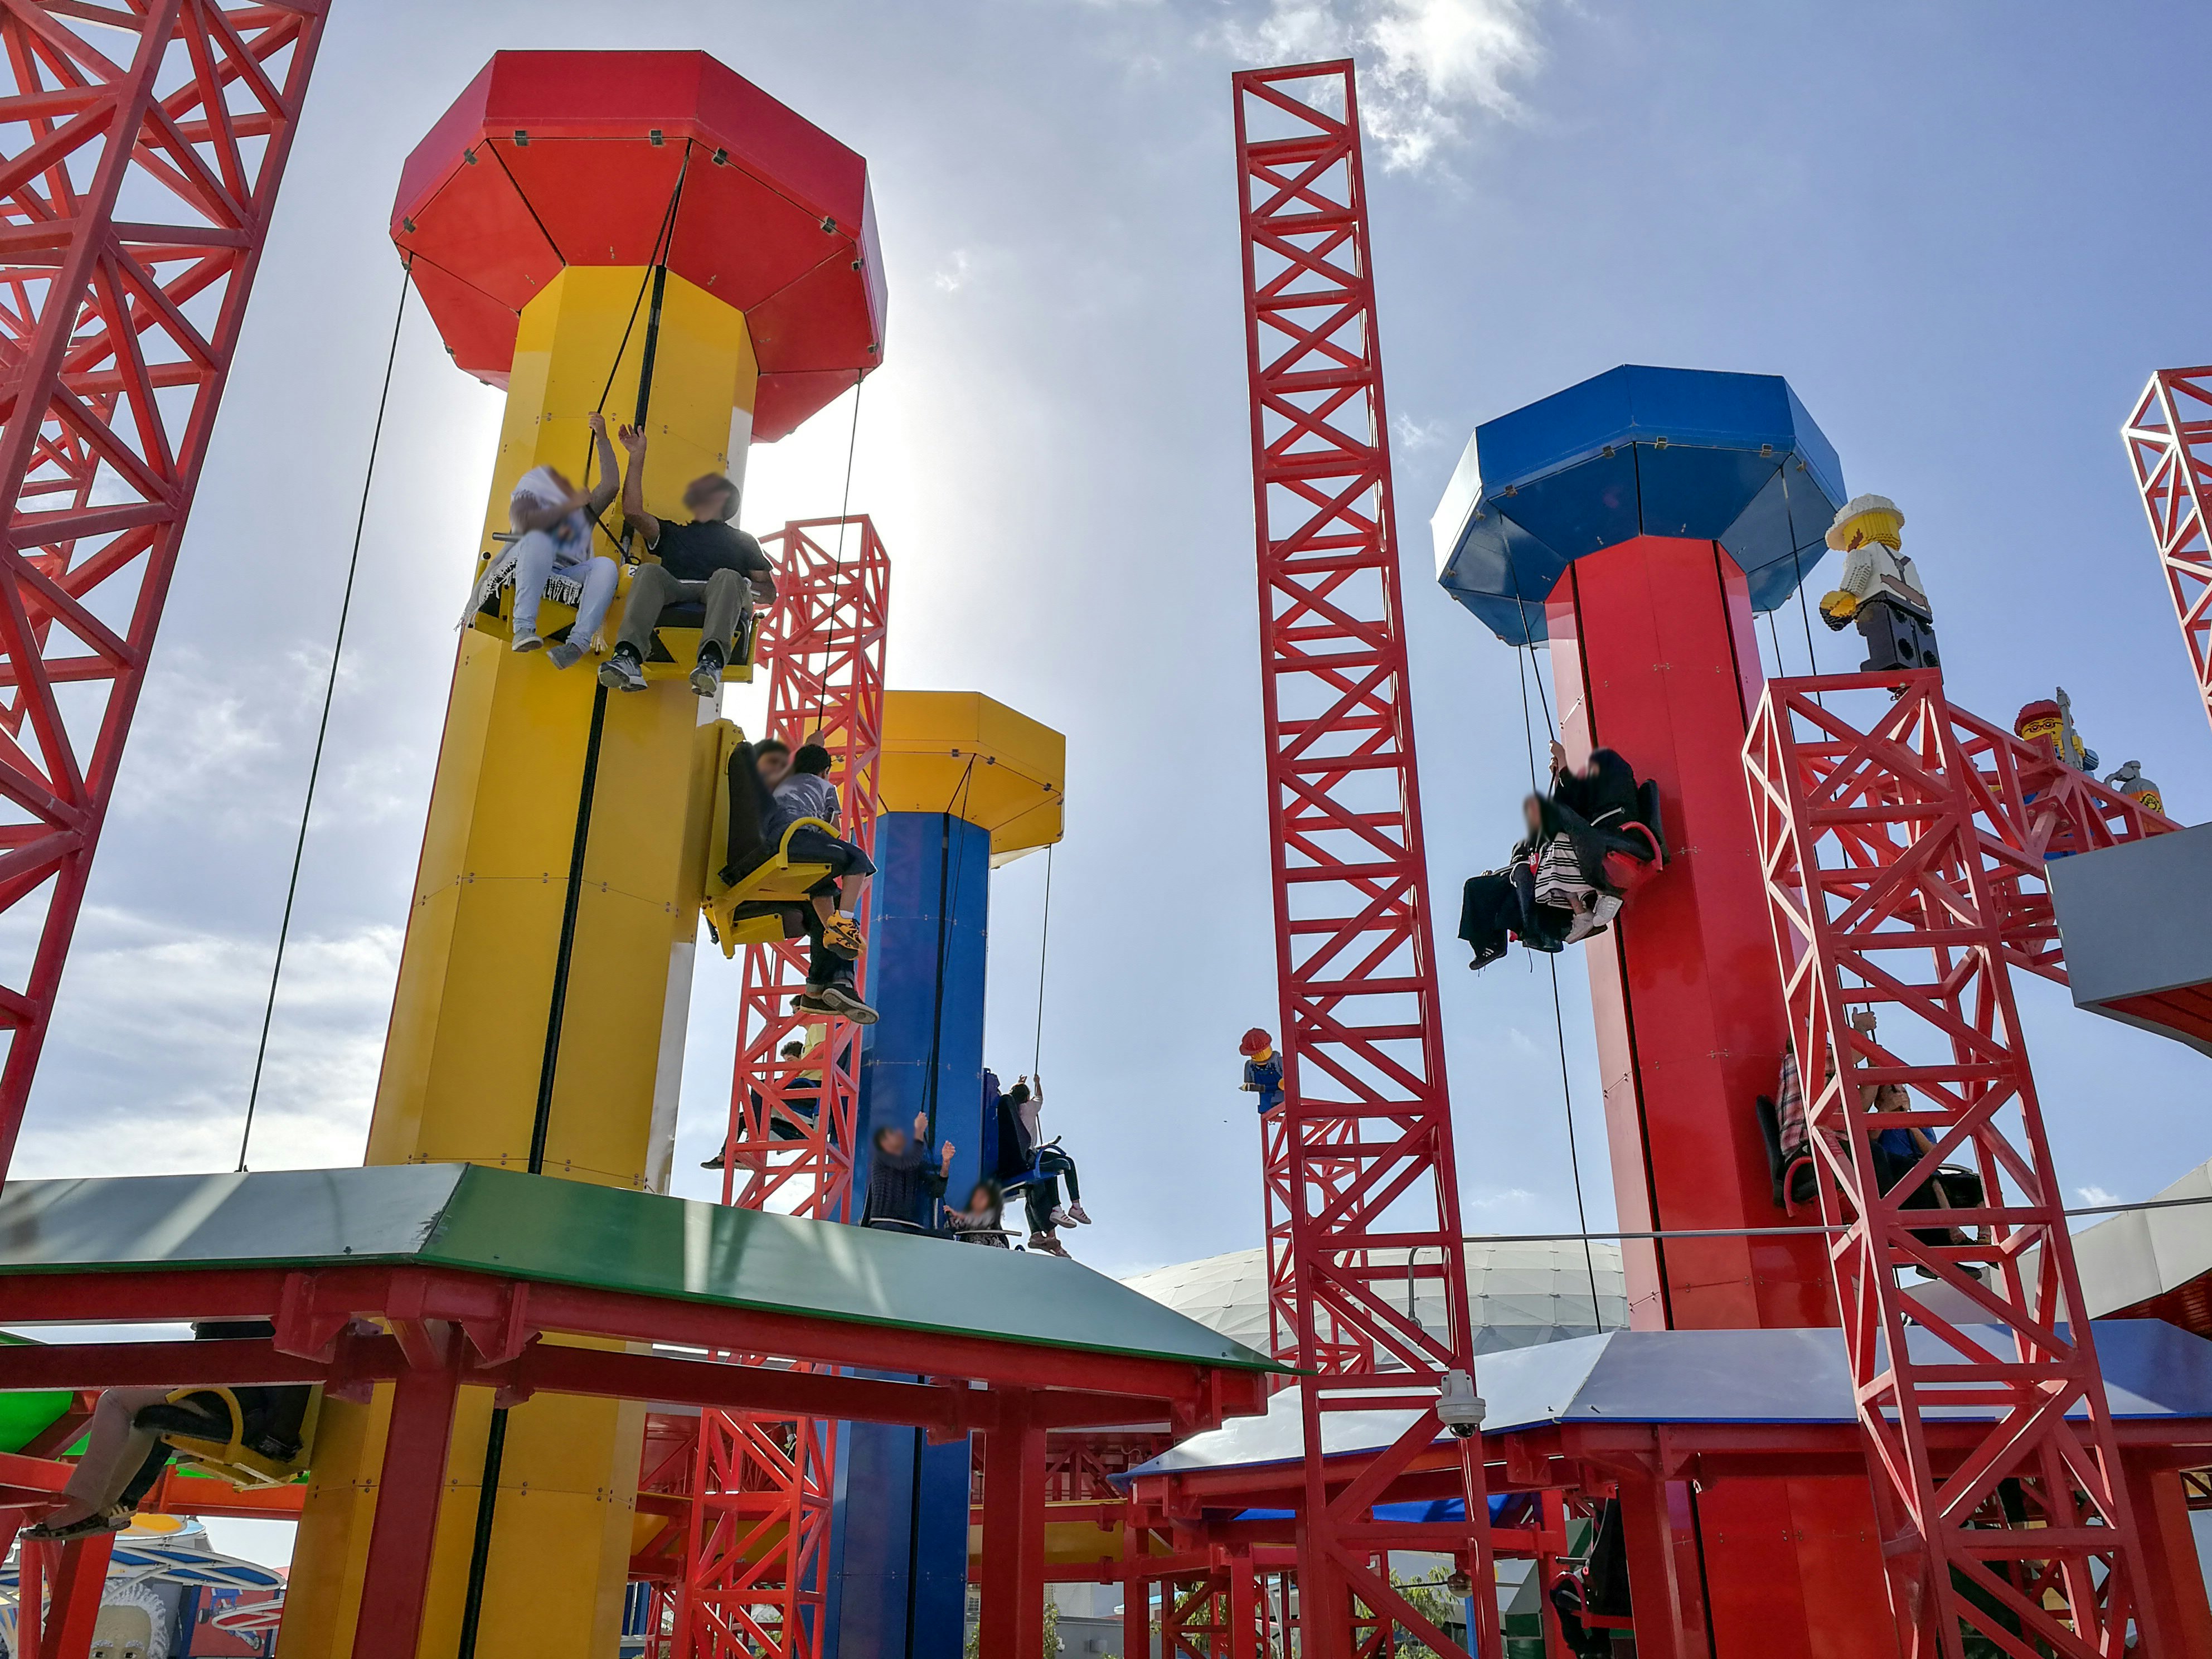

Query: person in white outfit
<box><xmin>1818</xmin><ymin>493</ymin><xmax>1937</xmax><ymax>673</ymax></box>
<box><xmin>505</xmin><ymin>413</ymin><xmax>621</xmax><ymax>670</ymax></box>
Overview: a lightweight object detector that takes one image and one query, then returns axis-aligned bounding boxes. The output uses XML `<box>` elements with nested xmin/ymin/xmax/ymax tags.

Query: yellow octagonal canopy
<box><xmin>878</xmin><ymin>690</ymin><xmax>1064</xmax><ymax>862</ymax></box>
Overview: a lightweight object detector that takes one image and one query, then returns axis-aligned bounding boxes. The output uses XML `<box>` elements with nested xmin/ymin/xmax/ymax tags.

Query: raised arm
<box><xmin>585</xmin><ymin>414</ymin><xmax>620</xmax><ymax>517</ymax></box>
<box><xmin>617</xmin><ymin>424</ymin><xmax>662</xmax><ymax>548</ymax></box>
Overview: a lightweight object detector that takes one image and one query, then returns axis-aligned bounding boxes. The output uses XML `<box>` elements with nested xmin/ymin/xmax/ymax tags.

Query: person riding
<box><xmin>740</xmin><ymin>740</ymin><xmax>877</xmax><ymax>1025</ymax></box>
<box><xmin>861</xmin><ymin>1113</ymin><xmax>953</xmax><ymax>1235</ymax></box>
<box><xmin>1239</xmin><ymin>1028</ymin><xmax>1284</xmax><ymax>1113</ymax></box>
<box><xmin>601</xmin><ymin>424</ymin><xmax>778</xmax><ymax>697</ymax></box>
<box><xmin>465</xmin><ymin>414</ymin><xmax>622</xmax><ymax>671</ymax></box>
<box><xmin>946</xmin><ymin>1178</ymin><xmax>1013</xmax><ymax>1248</ymax></box>
<box><xmin>768</xmin><ymin>741</ymin><xmax>872</xmax><ymax>962</ymax></box>
<box><xmin>1459</xmin><ymin>743</ymin><xmax>1652</xmax><ymax>969</ymax></box>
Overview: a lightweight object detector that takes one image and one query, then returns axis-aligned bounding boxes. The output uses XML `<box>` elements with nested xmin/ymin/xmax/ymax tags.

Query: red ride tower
<box><xmin>1434</xmin><ymin>366</ymin><xmax>1896</xmax><ymax>1656</ymax></box>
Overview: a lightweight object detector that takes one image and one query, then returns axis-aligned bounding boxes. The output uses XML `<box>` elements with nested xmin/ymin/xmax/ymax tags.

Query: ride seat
<box><xmin>465</xmin><ymin>540</ymin><xmax>757</xmax><ymax>685</ymax></box>
<box><xmin>152</xmin><ymin>1385</ymin><xmax>319</xmax><ymax>1490</ymax></box>
<box><xmin>1600</xmin><ymin>779</ymin><xmax>1667</xmax><ymax>895</ymax></box>
<box><xmin>700</xmin><ymin>721</ymin><xmax>840</xmax><ymax>959</ymax></box>
<box><xmin>1755</xmin><ymin>1094</ymin><xmax>1817</xmax><ymax>1212</ymax></box>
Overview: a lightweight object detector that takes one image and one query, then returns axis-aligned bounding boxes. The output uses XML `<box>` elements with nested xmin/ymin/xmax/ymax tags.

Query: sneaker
<box><xmin>546</xmin><ymin>640</ymin><xmax>585</xmax><ymax>671</ymax></box>
<box><xmin>700</xmin><ymin>1148</ymin><xmax>726</xmax><ymax>1170</ymax></box>
<box><xmin>1048</xmin><ymin>1206</ymin><xmax>1080</xmax><ymax>1230</ymax></box>
<box><xmin>690</xmin><ymin>645</ymin><xmax>726</xmax><ymax>698</ymax></box>
<box><xmin>824</xmin><ymin>914</ymin><xmax>865</xmax><ymax>959</ymax></box>
<box><xmin>23</xmin><ymin>1507</ymin><xmax>127</xmax><ymax>1542</ymax></box>
<box><xmin>1469</xmin><ymin>944</ymin><xmax>1507</xmax><ymax>971</ymax></box>
<box><xmin>1065</xmin><ymin>1204</ymin><xmax>1093</xmax><ymax>1226</ymax></box>
<box><xmin>512</xmin><ymin>629</ymin><xmax>546</xmax><ymax>653</ymax></box>
<box><xmin>598</xmin><ymin>649</ymin><xmax>647</xmax><ymax>693</ymax></box>
<box><xmin>792</xmin><ymin>985</ymin><xmax>879</xmax><ymax>1025</ymax></box>
<box><xmin>1592</xmin><ymin>894</ymin><xmax>1622</xmax><ymax>926</ymax></box>
<box><xmin>1027</xmin><ymin>1233</ymin><xmax>1070</xmax><ymax>1259</ymax></box>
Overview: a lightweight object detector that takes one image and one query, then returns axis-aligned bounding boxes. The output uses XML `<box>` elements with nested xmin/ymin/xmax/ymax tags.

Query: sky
<box><xmin>10</xmin><ymin>0</ymin><xmax>2212</xmax><ymax>1515</ymax></box>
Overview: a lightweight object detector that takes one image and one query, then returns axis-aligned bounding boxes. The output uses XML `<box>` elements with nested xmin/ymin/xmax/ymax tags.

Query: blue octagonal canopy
<box><xmin>1430</xmin><ymin>365</ymin><xmax>1847</xmax><ymax>646</ymax></box>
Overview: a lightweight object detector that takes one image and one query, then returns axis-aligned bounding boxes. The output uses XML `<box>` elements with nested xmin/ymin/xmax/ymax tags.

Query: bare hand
<box><xmin>913</xmin><ymin>1111</ymin><xmax>928</xmax><ymax>1139</ymax></box>
<box><xmin>1548</xmin><ymin>739</ymin><xmax>1567</xmax><ymax>772</ymax></box>
<box><xmin>939</xmin><ymin>1141</ymin><xmax>955</xmax><ymax>1169</ymax></box>
<box><xmin>617</xmin><ymin>423</ymin><xmax>647</xmax><ymax>455</ymax></box>
<box><xmin>586</xmin><ymin>411</ymin><xmax>608</xmax><ymax>438</ymax></box>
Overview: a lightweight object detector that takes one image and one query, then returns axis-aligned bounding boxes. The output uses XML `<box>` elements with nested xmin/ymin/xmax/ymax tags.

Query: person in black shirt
<box><xmin>601</xmin><ymin>424</ymin><xmax>778</xmax><ymax>696</ymax></box>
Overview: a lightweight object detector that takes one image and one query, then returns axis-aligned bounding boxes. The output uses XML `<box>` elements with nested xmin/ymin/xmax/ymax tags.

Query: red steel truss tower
<box><xmin>680</xmin><ymin>515</ymin><xmax>890</xmax><ymax>1659</ymax></box>
<box><xmin>1742</xmin><ymin>668</ymin><xmax>2168</xmax><ymax>1658</ymax></box>
<box><xmin>1231</xmin><ymin>60</ymin><xmax>1498</xmax><ymax>1659</ymax></box>
<box><xmin>0</xmin><ymin>0</ymin><xmax>326</xmax><ymax>1168</ymax></box>
<box><xmin>2123</xmin><ymin>368</ymin><xmax>2212</xmax><ymax>736</ymax></box>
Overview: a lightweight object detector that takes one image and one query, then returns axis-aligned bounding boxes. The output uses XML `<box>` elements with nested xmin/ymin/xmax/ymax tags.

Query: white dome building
<box><xmin>1123</xmin><ymin>1238</ymin><xmax>1631</xmax><ymax>1355</ymax></box>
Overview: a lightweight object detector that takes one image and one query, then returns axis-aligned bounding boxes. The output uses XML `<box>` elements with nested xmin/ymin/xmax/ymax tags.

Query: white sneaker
<box><xmin>1049</xmin><ymin>1206</ymin><xmax>1079</xmax><ymax>1230</ymax></box>
<box><xmin>512</xmin><ymin>629</ymin><xmax>545</xmax><ymax>653</ymax></box>
<box><xmin>1592</xmin><ymin>894</ymin><xmax>1622</xmax><ymax>926</ymax></box>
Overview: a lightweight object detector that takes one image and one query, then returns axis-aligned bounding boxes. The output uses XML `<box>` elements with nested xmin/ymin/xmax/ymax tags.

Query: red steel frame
<box><xmin>681</xmin><ymin>515</ymin><xmax>889</xmax><ymax>1659</ymax></box>
<box><xmin>2124</xmin><ymin>368</ymin><xmax>2212</xmax><ymax>735</ymax></box>
<box><xmin>1231</xmin><ymin>60</ymin><xmax>1497</xmax><ymax>1659</ymax></box>
<box><xmin>0</xmin><ymin>1</ymin><xmax>326</xmax><ymax>1170</ymax></box>
<box><xmin>1743</xmin><ymin>668</ymin><xmax>2162</xmax><ymax>1658</ymax></box>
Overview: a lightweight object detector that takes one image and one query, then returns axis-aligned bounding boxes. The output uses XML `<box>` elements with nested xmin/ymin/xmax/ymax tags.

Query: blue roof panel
<box><xmin>1432</xmin><ymin>365</ymin><xmax>1847</xmax><ymax>645</ymax></box>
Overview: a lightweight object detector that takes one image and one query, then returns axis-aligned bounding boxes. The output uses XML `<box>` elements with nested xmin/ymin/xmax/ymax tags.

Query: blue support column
<box><xmin>826</xmin><ymin>807</ymin><xmax>992</xmax><ymax>1659</ymax></box>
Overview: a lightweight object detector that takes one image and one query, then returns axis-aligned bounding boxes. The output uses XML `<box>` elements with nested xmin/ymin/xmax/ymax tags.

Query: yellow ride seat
<box><xmin>462</xmin><ymin>542</ymin><xmax>757</xmax><ymax>684</ymax></box>
<box><xmin>154</xmin><ymin>1385</ymin><xmax>321</xmax><ymax>1490</ymax></box>
<box><xmin>699</xmin><ymin>720</ymin><xmax>840</xmax><ymax>959</ymax></box>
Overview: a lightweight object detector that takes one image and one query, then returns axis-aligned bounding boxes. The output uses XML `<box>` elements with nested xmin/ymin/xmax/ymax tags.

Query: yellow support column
<box><xmin>281</xmin><ymin>265</ymin><xmax>751</xmax><ymax>1659</ymax></box>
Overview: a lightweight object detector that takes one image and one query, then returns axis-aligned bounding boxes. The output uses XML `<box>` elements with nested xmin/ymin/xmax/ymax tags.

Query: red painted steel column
<box><xmin>1123</xmin><ymin>1519</ymin><xmax>1152</xmax><ymax>1659</ymax></box>
<box><xmin>0</xmin><ymin>1</ymin><xmax>328</xmax><ymax>1168</ymax></box>
<box><xmin>2123</xmin><ymin>368</ymin><xmax>2212</xmax><ymax>734</ymax></box>
<box><xmin>1230</xmin><ymin>59</ymin><xmax>1496</xmax><ymax>1659</ymax></box>
<box><xmin>352</xmin><ymin>1358</ymin><xmax>463</xmax><ymax>1659</ymax></box>
<box><xmin>19</xmin><ymin>1531</ymin><xmax>115</xmax><ymax>1659</ymax></box>
<box><xmin>683</xmin><ymin>516</ymin><xmax>889</xmax><ymax>1659</ymax></box>
<box><xmin>978</xmin><ymin>1392</ymin><xmax>1047</xmax><ymax>1659</ymax></box>
<box><xmin>1743</xmin><ymin>669</ymin><xmax>2157</xmax><ymax>1658</ymax></box>
<box><xmin>1614</xmin><ymin>1474</ymin><xmax>1700</xmax><ymax>1659</ymax></box>
<box><xmin>2126</xmin><ymin>1459</ymin><xmax>2212</xmax><ymax>1658</ymax></box>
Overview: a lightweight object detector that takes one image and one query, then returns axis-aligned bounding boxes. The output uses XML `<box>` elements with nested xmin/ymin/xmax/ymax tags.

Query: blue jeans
<box><xmin>512</xmin><ymin>529</ymin><xmax>617</xmax><ymax>642</ymax></box>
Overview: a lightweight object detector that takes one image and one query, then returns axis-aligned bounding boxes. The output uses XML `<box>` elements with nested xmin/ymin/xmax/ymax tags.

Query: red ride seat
<box><xmin>1600</xmin><ymin>778</ymin><xmax>1667</xmax><ymax>895</ymax></box>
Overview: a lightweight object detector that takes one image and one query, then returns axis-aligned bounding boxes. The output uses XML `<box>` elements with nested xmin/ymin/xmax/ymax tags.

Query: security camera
<box><xmin>1437</xmin><ymin>1369</ymin><xmax>1485</xmax><ymax>1439</ymax></box>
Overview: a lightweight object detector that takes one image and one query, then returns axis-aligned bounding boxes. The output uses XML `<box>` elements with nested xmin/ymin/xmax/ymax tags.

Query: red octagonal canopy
<box><xmin>392</xmin><ymin>51</ymin><xmax>886</xmax><ymax>443</ymax></box>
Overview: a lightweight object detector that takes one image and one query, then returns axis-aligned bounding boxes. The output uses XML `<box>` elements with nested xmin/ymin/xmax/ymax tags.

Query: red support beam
<box><xmin>2124</xmin><ymin>368</ymin><xmax>2212</xmax><ymax>735</ymax></box>
<box><xmin>1230</xmin><ymin>59</ymin><xmax>1496</xmax><ymax>1659</ymax></box>
<box><xmin>978</xmin><ymin>1390</ymin><xmax>1047</xmax><ymax>1659</ymax></box>
<box><xmin>351</xmin><ymin>1357</ymin><xmax>462</xmax><ymax>1659</ymax></box>
<box><xmin>1743</xmin><ymin>668</ymin><xmax>2157</xmax><ymax>1658</ymax></box>
<box><xmin>682</xmin><ymin>515</ymin><xmax>890</xmax><ymax>1659</ymax></box>
<box><xmin>0</xmin><ymin>1</ymin><xmax>327</xmax><ymax>1169</ymax></box>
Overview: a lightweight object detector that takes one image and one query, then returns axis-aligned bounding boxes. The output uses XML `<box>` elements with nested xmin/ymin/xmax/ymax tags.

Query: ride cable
<box><xmin>236</xmin><ymin>255</ymin><xmax>414</xmax><ymax>1173</ymax></box>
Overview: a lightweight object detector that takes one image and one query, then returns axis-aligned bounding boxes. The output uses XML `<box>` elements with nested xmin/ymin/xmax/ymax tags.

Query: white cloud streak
<box><xmin>1225</xmin><ymin>0</ymin><xmax>1549</xmax><ymax>169</ymax></box>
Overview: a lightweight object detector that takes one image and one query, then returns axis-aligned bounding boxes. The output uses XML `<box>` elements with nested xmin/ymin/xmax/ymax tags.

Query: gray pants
<box><xmin>63</xmin><ymin>1385</ymin><xmax>172</xmax><ymax>1510</ymax></box>
<box><xmin>615</xmin><ymin>564</ymin><xmax>751</xmax><ymax>664</ymax></box>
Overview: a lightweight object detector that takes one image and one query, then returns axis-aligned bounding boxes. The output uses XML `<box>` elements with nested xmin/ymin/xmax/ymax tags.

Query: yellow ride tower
<box><xmin>277</xmin><ymin>52</ymin><xmax>885</xmax><ymax>1659</ymax></box>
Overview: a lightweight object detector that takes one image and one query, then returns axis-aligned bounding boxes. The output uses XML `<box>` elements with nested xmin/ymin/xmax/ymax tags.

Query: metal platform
<box><xmin>0</xmin><ymin>1164</ymin><xmax>1278</xmax><ymax>1378</ymax></box>
<box><xmin>2049</xmin><ymin>819</ymin><xmax>2212</xmax><ymax>1055</ymax></box>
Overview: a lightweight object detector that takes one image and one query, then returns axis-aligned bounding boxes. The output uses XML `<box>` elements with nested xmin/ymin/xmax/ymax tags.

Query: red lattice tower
<box><xmin>679</xmin><ymin>515</ymin><xmax>888</xmax><ymax>1659</ymax></box>
<box><xmin>2124</xmin><ymin>368</ymin><xmax>2212</xmax><ymax>735</ymax></box>
<box><xmin>1231</xmin><ymin>61</ymin><xmax>1497</xmax><ymax>1659</ymax></box>
<box><xmin>1743</xmin><ymin>668</ymin><xmax>2161</xmax><ymax>1658</ymax></box>
<box><xmin>0</xmin><ymin>0</ymin><xmax>326</xmax><ymax>1171</ymax></box>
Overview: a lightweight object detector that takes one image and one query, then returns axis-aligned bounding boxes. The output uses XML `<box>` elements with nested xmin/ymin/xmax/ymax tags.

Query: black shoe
<box><xmin>1469</xmin><ymin>944</ymin><xmax>1507</xmax><ymax>971</ymax></box>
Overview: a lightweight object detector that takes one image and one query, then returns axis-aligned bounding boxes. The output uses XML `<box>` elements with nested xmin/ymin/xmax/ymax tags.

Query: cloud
<box><xmin>15</xmin><ymin>905</ymin><xmax>399</xmax><ymax>1178</ymax></box>
<box><xmin>2075</xmin><ymin>1185</ymin><xmax>2121</xmax><ymax>1207</ymax></box>
<box><xmin>1468</xmin><ymin>1185</ymin><xmax>1537</xmax><ymax>1208</ymax></box>
<box><xmin>1223</xmin><ymin>0</ymin><xmax>1549</xmax><ymax>169</ymax></box>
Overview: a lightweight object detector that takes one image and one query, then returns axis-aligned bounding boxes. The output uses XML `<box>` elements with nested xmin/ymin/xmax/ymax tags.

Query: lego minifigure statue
<box><xmin>1818</xmin><ymin>494</ymin><xmax>1937</xmax><ymax>672</ymax></box>
<box><xmin>1239</xmin><ymin>1027</ymin><xmax>1284</xmax><ymax>1115</ymax></box>
<box><xmin>2015</xmin><ymin>689</ymin><xmax>2097</xmax><ymax>772</ymax></box>
<box><xmin>2103</xmin><ymin>760</ymin><xmax>2165</xmax><ymax>816</ymax></box>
